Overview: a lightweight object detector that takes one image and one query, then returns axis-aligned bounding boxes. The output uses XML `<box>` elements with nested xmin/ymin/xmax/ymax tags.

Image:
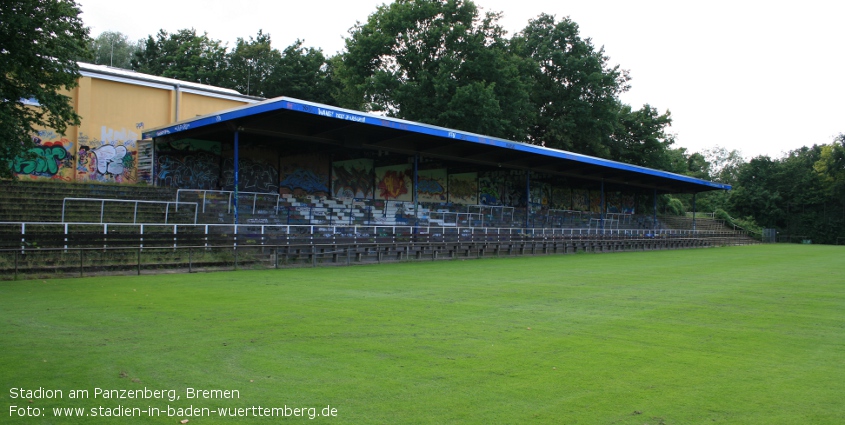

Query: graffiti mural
<box><xmin>332</xmin><ymin>159</ymin><xmax>373</xmax><ymax>199</ymax></box>
<box><xmin>621</xmin><ymin>193</ymin><xmax>636</xmax><ymax>214</ymax></box>
<box><xmin>479</xmin><ymin>171</ymin><xmax>525</xmax><ymax>207</ymax></box>
<box><xmin>75</xmin><ymin>128</ymin><xmax>139</xmax><ymax>183</ymax></box>
<box><xmin>551</xmin><ymin>187</ymin><xmax>571</xmax><ymax>210</ymax></box>
<box><xmin>417</xmin><ymin>169</ymin><xmax>447</xmax><ymax>202</ymax></box>
<box><xmin>606</xmin><ymin>192</ymin><xmax>621</xmax><ymax>214</ymax></box>
<box><xmin>154</xmin><ymin>139</ymin><xmax>222</xmax><ymax>189</ymax></box>
<box><xmin>279</xmin><ymin>153</ymin><xmax>330</xmax><ymax>196</ymax></box>
<box><xmin>572</xmin><ymin>189</ymin><xmax>589</xmax><ymax>211</ymax></box>
<box><xmin>589</xmin><ymin>190</ymin><xmax>602</xmax><ymax>213</ymax></box>
<box><xmin>157</xmin><ymin>152</ymin><xmax>220</xmax><ymax>189</ymax></box>
<box><xmin>12</xmin><ymin>133</ymin><xmax>74</xmax><ymax>181</ymax></box>
<box><xmin>222</xmin><ymin>157</ymin><xmax>279</xmax><ymax>193</ymax></box>
<box><xmin>375</xmin><ymin>164</ymin><xmax>412</xmax><ymax>201</ymax></box>
<box><xmin>448</xmin><ymin>173</ymin><xmax>477</xmax><ymax>205</ymax></box>
<box><xmin>530</xmin><ymin>181</ymin><xmax>550</xmax><ymax>209</ymax></box>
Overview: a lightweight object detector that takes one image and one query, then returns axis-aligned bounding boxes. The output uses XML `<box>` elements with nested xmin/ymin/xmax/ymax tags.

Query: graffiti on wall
<box><xmin>154</xmin><ymin>139</ymin><xmax>222</xmax><ymax>189</ymax></box>
<box><xmin>621</xmin><ymin>193</ymin><xmax>636</xmax><ymax>214</ymax></box>
<box><xmin>479</xmin><ymin>171</ymin><xmax>525</xmax><ymax>207</ymax></box>
<box><xmin>332</xmin><ymin>159</ymin><xmax>373</xmax><ymax>199</ymax></box>
<box><xmin>12</xmin><ymin>132</ymin><xmax>74</xmax><ymax>181</ymax></box>
<box><xmin>572</xmin><ymin>189</ymin><xmax>589</xmax><ymax>211</ymax></box>
<box><xmin>448</xmin><ymin>173</ymin><xmax>477</xmax><ymax>205</ymax></box>
<box><xmin>551</xmin><ymin>187</ymin><xmax>571</xmax><ymax>210</ymax></box>
<box><xmin>375</xmin><ymin>164</ymin><xmax>412</xmax><ymax>201</ymax></box>
<box><xmin>12</xmin><ymin>136</ymin><xmax>73</xmax><ymax>181</ymax></box>
<box><xmin>530</xmin><ymin>181</ymin><xmax>550</xmax><ymax>209</ymax></box>
<box><xmin>417</xmin><ymin>169</ymin><xmax>447</xmax><ymax>202</ymax></box>
<box><xmin>589</xmin><ymin>190</ymin><xmax>602</xmax><ymax>213</ymax></box>
<box><xmin>606</xmin><ymin>192</ymin><xmax>621</xmax><ymax>214</ymax></box>
<box><xmin>76</xmin><ymin>128</ymin><xmax>139</xmax><ymax>183</ymax></box>
<box><xmin>222</xmin><ymin>157</ymin><xmax>279</xmax><ymax>193</ymax></box>
<box><xmin>280</xmin><ymin>154</ymin><xmax>329</xmax><ymax>196</ymax></box>
<box><xmin>157</xmin><ymin>152</ymin><xmax>220</xmax><ymax>189</ymax></box>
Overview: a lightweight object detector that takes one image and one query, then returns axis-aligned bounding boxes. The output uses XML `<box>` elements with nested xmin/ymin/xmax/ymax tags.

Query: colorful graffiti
<box><xmin>12</xmin><ymin>135</ymin><xmax>74</xmax><ymax>181</ymax></box>
<box><xmin>280</xmin><ymin>169</ymin><xmax>329</xmax><ymax>194</ymax></box>
<box><xmin>448</xmin><ymin>173</ymin><xmax>478</xmax><ymax>205</ymax></box>
<box><xmin>572</xmin><ymin>189</ymin><xmax>589</xmax><ymax>211</ymax></box>
<box><xmin>479</xmin><ymin>171</ymin><xmax>525</xmax><ymax>207</ymax></box>
<box><xmin>280</xmin><ymin>154</ymin><xmax>330</xmax><ymax>196</ymax></box>
<box><xmin>530</xmin><ymin>181</ymin><xmax>550</xmax><ymax>208</ymax></box>
<box><xmin>551</xmin><ymin>187</ymin><xmax>571</xmax><ymax>210</ymax></box>
<box><xmin>375</xmin><ymin>165</ymin><xmax>412</xmax><ymax>201</ymax></box>
<box><xmin>417</xmin><ymin>169</ymin><xmax>447</xmax><ymax>202</ymax></box>
<box><xmin>589</xmin><ymin>190</ymin><xmax>602</xmax><ymax>213</ymax></box>
<box><xmin>332</xmin><ymin>159</ymin><xmax>373</xmax><ymax>199</ymax></box>
<box><xmin>75</xmin><ymin>128</ymin><xmax>139</xmax><ymax>183</ymax></box>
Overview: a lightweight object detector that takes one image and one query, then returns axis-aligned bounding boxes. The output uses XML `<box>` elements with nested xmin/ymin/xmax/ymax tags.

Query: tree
<box><xmin>131</xmin><ymin>28</ymin><xmax>229</xmax><ymax>86</ymax></box>
<box><xmin>336</xmin><ymin>0</ymin><xmax>533</xmax><ymax>140</ymax></box>
<box><xmin>702</xmin><ymin>145</ymin><xmax>745</xmax><ymax>185</ymax></box>
<box><xmin>227</xmin><ymin>30</ymin><xmax>281</xmax><ymax>97</ymax></box>
<box><xmin>0</xmin><ymin>0</ymin><xmax>89</xmax><ymax>179</ymax></box>
<box><xmin>610</xmin><ymin>103</ymin><xmax>676</xmax><ymax>169</ymax></box>
<box><xmin>271</xmin><ymin>39</ymin><xmax>336</xmax><ymax>104</ymax></box>
<box><xmin>512</xmin><ymin>14</ymin><xmax>629</xmax><ymax>157</ymax></box>
<box><xmin>87</xmin><ymin>31</ymin><xmax>141</xmax><ymax>69</ymax></box>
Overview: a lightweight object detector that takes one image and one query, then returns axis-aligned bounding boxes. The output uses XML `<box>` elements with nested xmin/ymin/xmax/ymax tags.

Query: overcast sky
<box><xmin>78</xmin><ymin>0</ymin><xmax>844</xmax><ymax>159</ymax></box>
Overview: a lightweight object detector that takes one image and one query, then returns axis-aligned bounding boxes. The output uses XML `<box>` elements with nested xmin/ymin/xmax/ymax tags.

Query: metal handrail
<box><xmin>175</xmin><ymin>189</ymin><xmax>280</xmax><ymax>215</ymax></box>
<box><xmin>61</xmin><ymin>198</ymin><xmax>198</xmax><ymax>224</ymax></box>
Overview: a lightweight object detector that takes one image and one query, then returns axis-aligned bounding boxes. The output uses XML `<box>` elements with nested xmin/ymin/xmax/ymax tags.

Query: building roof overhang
<box><xmin>143</xmin><ymin>96</ymin><xmax>731</xmax><ymax>194</ymax></box>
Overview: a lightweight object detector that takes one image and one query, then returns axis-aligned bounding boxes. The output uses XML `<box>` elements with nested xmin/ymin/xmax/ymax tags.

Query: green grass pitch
<box><xmin>2</xmin><ymin>244</ymin><xmax>844</xmax><ymax>424</ymax></box>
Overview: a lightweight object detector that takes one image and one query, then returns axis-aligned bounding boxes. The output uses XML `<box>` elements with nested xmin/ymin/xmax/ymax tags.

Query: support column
<box><xmin>234</xmin><ymin>130</ymin><xmax>240</xmax><ymax>225</ymax></box>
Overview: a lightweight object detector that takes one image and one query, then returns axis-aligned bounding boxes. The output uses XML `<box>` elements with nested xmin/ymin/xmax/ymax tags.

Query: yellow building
<box><xmin>14</xmin><ymin>62</ymin><xmax>259</xmax><ymax>184</ymax></box>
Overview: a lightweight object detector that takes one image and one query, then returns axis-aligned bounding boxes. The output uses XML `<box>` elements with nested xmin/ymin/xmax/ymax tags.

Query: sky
<box><xmin>77</xmin><ymin>0</ymin><xmax>844</xmax><ymax>159</ymax></box>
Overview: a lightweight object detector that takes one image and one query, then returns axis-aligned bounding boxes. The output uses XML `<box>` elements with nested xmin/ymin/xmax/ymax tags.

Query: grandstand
<box><xmin>1</xmin><ymin>96</ymin><xmax>758</xmax><ymax>278</ymax></box>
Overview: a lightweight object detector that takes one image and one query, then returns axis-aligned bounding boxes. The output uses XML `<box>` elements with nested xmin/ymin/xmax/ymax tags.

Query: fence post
<box><xmin>188</xmin><ymin>248</ymin><xmax>192</xmax><ymax>273</ymax></box>
<box><xmin>137</xmin><ymin>247</ymin><xmax>141</xmax><ymax>275</ymax></box>
<box><xmin>14</xmin><ymin>250</ymin><xmax>18</xmax><ymax>280</ymax></box>
<box><xmin>79</xmin><ymin>248</ymin><xmax>84</xmax><ymax>277</ymax></box>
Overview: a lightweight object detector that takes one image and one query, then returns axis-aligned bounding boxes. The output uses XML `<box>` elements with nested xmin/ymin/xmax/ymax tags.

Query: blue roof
<box><xmin>143</xmin><ymin>96</ymin><xmax>730</xmax><ymax>192</ymax></box>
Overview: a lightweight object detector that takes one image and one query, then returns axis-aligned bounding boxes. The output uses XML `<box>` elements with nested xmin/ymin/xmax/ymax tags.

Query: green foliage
<box><xmin>0</xmin><ymin>0</ymin><xmax>89</xmax><ymax>179</ymax></box>
<box><xmin>665</xmin><ymin>196</ymin><xmax>686</xmax><ymax>216</ymax></box>
<box><xmin>610</xmin><ymin>104</ymin><xmax>676</xmax><ymax>169</ymax></box>
<box><xmin>513</xmin><ymin>14</ymin><xmax>629</xmax><ymax>157</ymax></box>
<box><xmin>336</xmin><ymin>0</ymin><xmax>534</xmax><ymax>140</ymax></box>
<box><xmin>86</xmin><ymin>31</ymin><xmax>141</xmax><ymax>69</ymax></box>
<box><xmin>272</xmin><ymin>39</ymin><xmax>336</xmax><ymax>104</ymax></box>
<box><xmin>3</xmin><ymin>246</ymin><xmax>845</xmax><ymax>423</ymax></box>
<box><xmin>131</xmin><ymin>28</ymin><xmax>229</xmax><ymax>86</ymax></box>
<box><xmin>227</xmin><ymin>30</ymin><xmax>281</xmax><ymax>97</ymax></box>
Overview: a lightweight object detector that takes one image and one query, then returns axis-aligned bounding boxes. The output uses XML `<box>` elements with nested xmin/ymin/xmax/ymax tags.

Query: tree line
<box><xmin>6</xmin><ymin>0</ymin><xmax>844</xmax><ymax>243</ymax></box>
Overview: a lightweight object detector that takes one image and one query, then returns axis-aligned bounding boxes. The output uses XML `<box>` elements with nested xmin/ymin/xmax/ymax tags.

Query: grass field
<box><xmin>1</xmin><ymin>244</ymin><xmax>844</xmax><ymax>424</ymax></box>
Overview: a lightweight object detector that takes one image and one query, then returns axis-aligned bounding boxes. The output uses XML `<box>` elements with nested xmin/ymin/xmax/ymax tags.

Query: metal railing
<box><xmin>175</xmin><ymin>189</ymin><xmax>280</xmax><ymax>215</ymax></box>
<box><xmin>0</xmin><ymin>228</ymin><xmax>757</xmax><ymax>280</ymax></box>
<box><xmin>61</xmin><ymin>198</ymin><xmax>198</xmax><ymax>224</ymax></box>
